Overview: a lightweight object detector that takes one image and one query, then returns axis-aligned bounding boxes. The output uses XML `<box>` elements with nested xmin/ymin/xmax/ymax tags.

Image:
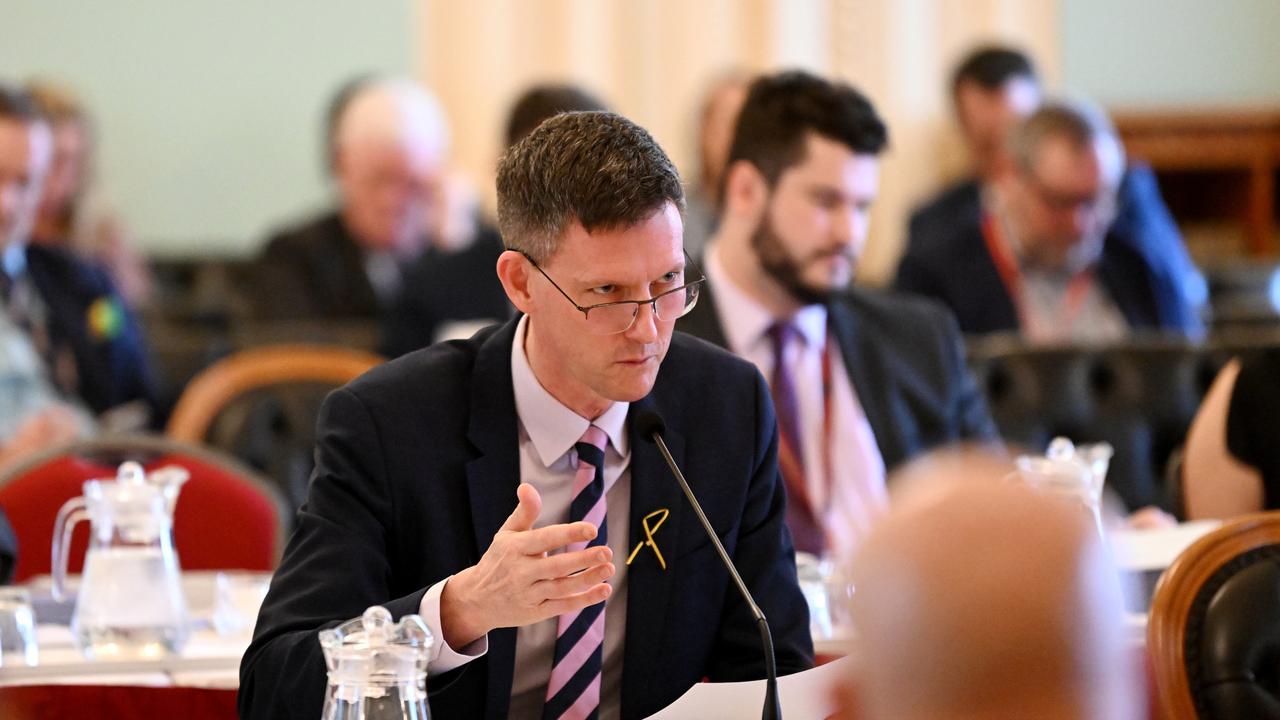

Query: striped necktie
<box><xmin>543</xmin><ymin>425</ymin><xmax>609</xmax><ymax>720</ymax></box>
<box><xmin>766</xmin><ymin>320</ymin><xmax>825</xmax><ymax>556</ymax></box>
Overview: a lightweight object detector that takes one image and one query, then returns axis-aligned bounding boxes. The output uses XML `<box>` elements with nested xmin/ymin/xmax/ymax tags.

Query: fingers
<box><xmin>539</xmin><ymin>584</ymin><xmax>612</xmax><ymax>618</ymax></box>
<box><xmin>537</xmin><ymin>546</ymin><xmax>612</xmax><ymax>579</ymax></box>
<box><xmin>499</xmin><ymin>483</ymin><xmax>542</xmax><ymax>533</ymax></box>
<box><xmin>516</xmin><ymin>521</ymin><xmax>597</xmax><ymax>555</ymax></box>
<box><xmin>534</xmin><ymin>562</ymin><xmax>614</xmax><ymax>600</ymax></box>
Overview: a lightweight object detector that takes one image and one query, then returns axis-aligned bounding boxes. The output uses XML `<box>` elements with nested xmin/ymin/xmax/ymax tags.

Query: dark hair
<box><xmin>496</xmin><ymin>111</ymin><xmax>684</xmax><ymax>262</ymax></box>
<box><xmin>504</xmin><ymin>84</ymin><xmax>608</xmax><ymax>149</ymax></box>
<box><xmin>323</xmin><ymin>73</ymin><xmax>377</xmax><ymax>173</ymax></box>
<box><xmin>950</xmin><ymin>45</ymin><xmax>1038</xmax><ymax>97</ymax></box>
<box><xmin>725</xmin><ymin>70</ymin><xmax>887</xmax><ymax>189</ymax></box>
<box><xmin>0</xmin><ymin>84</ymin><xmax>42</xmax><ymax>124</ymax></box>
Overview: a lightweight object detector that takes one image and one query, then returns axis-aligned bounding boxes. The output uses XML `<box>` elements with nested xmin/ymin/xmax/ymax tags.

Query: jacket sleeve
<box><xmin>237</xmin><ymin>387</ymin><xmax>432</xmax><ymax>720</ymax></box>
<box><xmin>704</xmin><ymin>371</ymin><xmax>815</xmax><ymax>681</ymax></box>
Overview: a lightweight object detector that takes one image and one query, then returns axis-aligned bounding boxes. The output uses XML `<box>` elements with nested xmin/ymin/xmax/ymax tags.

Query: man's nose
<box><xmin>625</xmin><ymin>301</ymin><xmax>659</xmax><ymax>344</ymax></box>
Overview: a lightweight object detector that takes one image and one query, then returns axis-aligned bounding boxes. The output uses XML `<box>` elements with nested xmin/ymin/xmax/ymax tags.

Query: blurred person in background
<box><xmin>896</xmin><ymin>99</ymin><xmax>1201</xmax><ymax>343</ymax></box>
<box><xmin>27</xmin><ymin>80</ymin><xmax>153</xmax><ymax>308</ymax></box>
<box><xmin>901</xmin><ymin>45</ymin><xmax>1203</xmax><ymax>335</ymax></box>
<box><xmin>832</xmin><ymin>451</ymin><xmax>1143</xmax><ymax>720</ymax></box>
<box><xmin>682</xmin><ymin>70</ymin><xmax>750</xmax><ymax>257</ymax></box>
<box><xmin>383</xmin><ymin>82</ymin><xmax>608</xmax><ymax>356</ymax></box>
<box><xmin>678</xmin><ymin>71</ymin><xmax>997</xmax><ymax>558</ymax></box>
<box><xmin>0</xmin><ymin>83</ymin><xmax>159</xmax><ymax>429</ymax></box>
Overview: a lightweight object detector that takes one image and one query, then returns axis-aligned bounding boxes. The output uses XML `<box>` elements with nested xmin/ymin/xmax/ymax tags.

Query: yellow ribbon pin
<box><xmin>626</xmin><ymin>508</ymin><xmax>669</xmax><ymax>570</ymax></box>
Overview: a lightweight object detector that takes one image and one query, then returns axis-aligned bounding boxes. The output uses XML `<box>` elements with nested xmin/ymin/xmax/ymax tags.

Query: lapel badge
<box><xmin>626</xmin><ymin>508</ymin><xmax>669</xmax><ymax>570</ymax></box>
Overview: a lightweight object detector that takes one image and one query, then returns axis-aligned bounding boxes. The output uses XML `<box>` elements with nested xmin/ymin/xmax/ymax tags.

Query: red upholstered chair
<box><xmin>0</xmin><ymin>434</ymin><xmax>285</xmax><ymax>583</ymax></box>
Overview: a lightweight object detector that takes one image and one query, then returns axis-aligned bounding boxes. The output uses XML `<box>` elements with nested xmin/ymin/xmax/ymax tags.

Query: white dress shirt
<box><xmin>703</xmin><ymin>244</ymin><xmax>887</xmax><ymax>556</ymax></box>
<box><xmin>417</xmin><ymin>315</ymin><xmax>632</xmax><ymax>719</ymax></box>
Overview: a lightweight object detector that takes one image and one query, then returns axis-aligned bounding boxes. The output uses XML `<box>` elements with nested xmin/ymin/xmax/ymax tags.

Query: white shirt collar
<box><xmin>704</xmin><ymin>242</ymin><xmax>827</xmax><ymax>352</ymax></box>
<box><xmin>510</xmin><ymin>315</ymin><xmax>630</xmax><ymax>468</ymax></box>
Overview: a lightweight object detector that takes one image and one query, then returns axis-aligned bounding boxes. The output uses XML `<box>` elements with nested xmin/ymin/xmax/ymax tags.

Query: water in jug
<box><xmin>320</xmin><ymin>605</ymin><xmax>434</xmax><ymax>720</ymax></box>
<box><xmin>51</xmin><ymin>461</ymin><xmax>189</xmax><ymax>659</ymax></box>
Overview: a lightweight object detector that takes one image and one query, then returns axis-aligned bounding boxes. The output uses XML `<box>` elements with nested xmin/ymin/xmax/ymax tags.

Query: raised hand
<box><xmin>439</xmin><ymin>483</ymin><xmax>614</xmax><ymax>648</ymax></box>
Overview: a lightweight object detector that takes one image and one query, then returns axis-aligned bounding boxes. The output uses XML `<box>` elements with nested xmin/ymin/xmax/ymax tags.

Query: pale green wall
<box><xmin>0</xmin><ymin>1</ymin><xmax>413</xmax><ymax>257</ymax></box>
<box><xmin>1061</xmin><ymin>0</ymin><xmax>1280</xmax><ymax>108</ymax></box>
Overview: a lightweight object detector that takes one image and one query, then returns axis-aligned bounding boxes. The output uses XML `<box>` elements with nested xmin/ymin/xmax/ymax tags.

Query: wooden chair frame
<box><xmin>166</xmin><ymin>344</ymin><xmax>382</xmax><ymax>442</ymax></box>
<box><xmin>1147</xmin><ymin>511</ymin><xmax>1280</xmax><ymax>718</ymax></box>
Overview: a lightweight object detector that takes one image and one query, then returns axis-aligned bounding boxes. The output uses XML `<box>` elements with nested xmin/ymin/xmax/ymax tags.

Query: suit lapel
<box><xmin>1097</xmin><ymin>238</ymin><xmax>1161</xmax><ymax>329</ymax></box>
<box><xmin>620</xmin><ymin>394</ymin><xmax>686</xmax><ymax>717</ymax></box>
<box><xmin>827</xmin><ymin>298</ymin><xmax>903</xmax><ymax>468</ymax></box>
<box><xmin>463</xmin><ymin>318</ymin><xmax>523</xmax><ymax>719</ymax></box>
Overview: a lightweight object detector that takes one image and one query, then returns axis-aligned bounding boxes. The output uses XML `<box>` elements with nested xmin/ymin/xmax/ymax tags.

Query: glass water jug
<box><xmin>1012</xmin><ymin>436</ymin><xmax>1112</xmax><ymax>539</ymax></box>
<box><xmin>51</xmin><ymin>461</ymin><xmax>189</xmax><ymax>659</ymax></box>
<box><xmin>320</xmin><ymin>605</ymin><xmax>434</xmax><ymax>720</ymax></box>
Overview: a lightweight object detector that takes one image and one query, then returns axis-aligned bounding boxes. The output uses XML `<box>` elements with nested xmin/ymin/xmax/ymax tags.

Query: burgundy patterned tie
<box><xmin>543</xmin><ymin>425</ymin><xmax>609</xmax><ymax>720</ymax></box>
<box><xmin>767</xmin><ymin>321</ymin><xmax>824</xmax><ymax>555</ymax></box>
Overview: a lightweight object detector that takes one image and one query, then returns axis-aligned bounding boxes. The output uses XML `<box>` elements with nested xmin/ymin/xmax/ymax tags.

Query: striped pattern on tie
<box><xmin>543</xmin><ymin>425</ymin><xmax>609</xmax><ymax>720</ymax></box>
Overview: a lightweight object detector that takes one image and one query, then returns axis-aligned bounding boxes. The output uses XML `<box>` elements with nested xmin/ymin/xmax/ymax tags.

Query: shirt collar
<box><xmin>510</xmin><ymin>315</ymin><xmax>630</xmax><ymax>468</ymax></box>
<box><xmin>704</xmin><ymin>242</ymin><xmax>827</xmax><ymax>352</ymax></box>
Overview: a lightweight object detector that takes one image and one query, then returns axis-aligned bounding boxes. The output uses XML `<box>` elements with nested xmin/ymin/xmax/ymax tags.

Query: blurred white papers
<box><xmin>648</xmin><ymin>657</ymin><xmax>850</xmax><ymax>719</ymax></box>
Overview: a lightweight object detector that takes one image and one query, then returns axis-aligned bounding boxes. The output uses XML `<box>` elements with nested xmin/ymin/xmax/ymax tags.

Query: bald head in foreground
<box><xmin>835</xmin><ymin>452</ymin><xmax>1142</xmax><ymax>720</ymax></box>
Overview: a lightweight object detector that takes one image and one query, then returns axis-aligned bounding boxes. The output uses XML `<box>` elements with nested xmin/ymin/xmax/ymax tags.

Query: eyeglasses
<box><xmin>521</xmin><ymin>251</ymin><xmax>705</xmax><ymax>336</ymax></box>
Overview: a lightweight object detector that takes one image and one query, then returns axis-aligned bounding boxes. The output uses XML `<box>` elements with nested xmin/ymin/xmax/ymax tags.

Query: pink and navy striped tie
<box><xmin>543</xmin><ymin>425</ymin><xmax>609</xmax><ymax>720</ymax></box>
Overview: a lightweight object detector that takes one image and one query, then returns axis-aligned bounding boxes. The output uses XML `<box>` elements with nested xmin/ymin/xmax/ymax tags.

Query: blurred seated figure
<box><xmin>383</xmin><ymin>82</ymin><xmax>607</xmax><ymax>356</ymax></box>
<box><xmin>27</xmin><ymin>81</ymin><xmax>153</xmax><ymax>309</ymax></box>
<box><xmin>833</xmin><ymin>451</ymin><xmax>1142</xmax><ymax>720</ymax></box>
<box><xmin>253</xmin><ymin>76</ymin><xmax>503</xmax><ymax>334</ymax></box>
<box><xmin>1183</xmin><ymin>351</ymin><xmax>1280</xmax><ymax>519</ymax></box>
<box><xmin>0</xmin><ymin>84</ymin><xmax>160</xmax><ymax>429</ymax></box>
<box><xmin>899</xmin><ymin>45</ymin><xmax>1203</xmax><ymax>340</ymax></box>
<box><xmin>683</xmin><ymin>70</ymin><xmax>750</xmax><ymax>257</ymax></box>
<box><xmin>895</xmin><ymin>99</ymin><xmax>1201</xmax><ymax>343</ymax></box>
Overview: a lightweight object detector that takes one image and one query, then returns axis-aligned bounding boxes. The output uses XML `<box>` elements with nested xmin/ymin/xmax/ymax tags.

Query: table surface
<box><xmin>0</xmin><ymin>522</ymin><xmax>1221</xmax><ymax>689</ymax></box>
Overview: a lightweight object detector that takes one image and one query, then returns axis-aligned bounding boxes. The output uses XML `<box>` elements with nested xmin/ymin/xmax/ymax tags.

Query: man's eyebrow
<box><xmin>576</xmin><ymin>261</ymin><xmax>687</xmax><ymax>288</ymax></box>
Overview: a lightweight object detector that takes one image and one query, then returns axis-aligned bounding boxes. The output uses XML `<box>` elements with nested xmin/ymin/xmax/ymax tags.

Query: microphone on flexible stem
<box><xmin>634</xmin><ymin>410</ymin><xmax>781</xmax><ymax>720</ymax></box>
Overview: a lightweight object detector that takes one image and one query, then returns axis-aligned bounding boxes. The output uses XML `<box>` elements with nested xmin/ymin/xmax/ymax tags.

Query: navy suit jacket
<box><xmin>898</xmin><ymin>165</ymin><xmax>1203</xmax><ymax>338</ymax></box>
<box><xmin>238</xmin><ymin>319</ymin><xmax>813</xmax><ymax>719</ymax></box>
<box><xmin>23</xmin><ymin>244</ymin><xmax>159</xmax><ymax>420</ymax></box>
<box><xmin>677</xmin><ymin>284</ymin><xmax>997</xmax><ymax>472</ymax></box>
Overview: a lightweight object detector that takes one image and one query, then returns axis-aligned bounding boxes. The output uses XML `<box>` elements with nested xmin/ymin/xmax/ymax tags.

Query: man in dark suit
<box><xmin>240</xmin><ymin>111</ymin><xmax>812</xmax><ymax>719</ymax></box>
<box><xmin>904</xmin><ymin>45</ymin><xmax>1203</xmax><ymax>336</ymax></box>
<box><xmin>676</xmin><ymin>71</ymin><xmax>996</xmax><ymax>560</ymax></box>
<box><xmin>896</xmin><ymin>100</ymin><xmax>1201</xmax><ymax>341</ymax></box>
<box><xmin>0</xmin><ymin>84</ymin><xmax>158</xmax><ymax>427</ymax></box>
<box><xmin>253</xmin><ymin>76</ymin><xmax>509</xmax><ymax>350</ymax></box>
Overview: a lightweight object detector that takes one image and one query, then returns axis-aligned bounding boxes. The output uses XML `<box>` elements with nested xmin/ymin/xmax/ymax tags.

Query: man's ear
<box><xmin>496</xmin><ymin>250</ymin><xmax>534</xmax><ymax>315</ymax></box>
<box><xmin>723</xmin><ymin>159</ymin><xmax>768</xmax><ymax>224</ymax></box>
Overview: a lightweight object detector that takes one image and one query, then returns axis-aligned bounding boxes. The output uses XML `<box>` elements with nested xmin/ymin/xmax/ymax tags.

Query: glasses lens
<box><xmin>585</xmin><ymin>303</ymin><xmax>639</xmax><ymax>335</ymax></box>
<box><xmin>653</xmin><ymin>284</ymin><xmax>696</xmax><ymax>320</ymax></box>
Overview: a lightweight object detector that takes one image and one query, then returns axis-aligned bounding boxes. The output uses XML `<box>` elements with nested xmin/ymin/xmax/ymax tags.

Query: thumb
<box><xmin>500</xmin><ymin>482</ymin><xmax>541</xmax><ymax>533</ymax></box>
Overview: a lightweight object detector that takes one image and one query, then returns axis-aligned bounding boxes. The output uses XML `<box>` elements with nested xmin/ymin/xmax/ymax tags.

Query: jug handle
<box><xmin>51</xmin><ymin>497</ymin><xmax>89</xmax><ymax>602</ymax></box>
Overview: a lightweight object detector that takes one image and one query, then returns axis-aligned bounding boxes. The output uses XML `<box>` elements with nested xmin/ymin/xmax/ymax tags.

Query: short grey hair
<box><xmin>1008</xmin><ymin>99</ymin><xmax>1125</xmax><ymax>184</ymax></box>
<box><xmin>495</xmin><ymin>111</ymin><xmax>685</xmax><ymax>263</ymax></box>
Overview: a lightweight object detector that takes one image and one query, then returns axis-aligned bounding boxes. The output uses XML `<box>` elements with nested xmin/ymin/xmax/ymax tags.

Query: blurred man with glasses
<box><xmin>896</xmin><ymin>100</ymin><xmax>1200</xmax><ymax>343</ymax></box>
<box><xmin>241</xmin><ymin>111</ymin><xmax>813</xmax><ymax>720</ymax></box>
<box><xmin>678</xmin><ymin>71</ymin><xmax>997</xmax><ymax>560</ymax></box>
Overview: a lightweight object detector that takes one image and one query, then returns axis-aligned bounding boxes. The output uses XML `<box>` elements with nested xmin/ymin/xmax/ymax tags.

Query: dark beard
<box><xmin>749</xmin><ymin>214</ymin><xmax>841</xmax><ymax>306</ymax></box>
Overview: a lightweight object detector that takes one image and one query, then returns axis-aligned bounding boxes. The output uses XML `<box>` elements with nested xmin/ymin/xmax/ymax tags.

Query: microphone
<box><xmin>634</xmin><ymin>410</ymin><xmax>781</xmax><ymax>720</ymax></box>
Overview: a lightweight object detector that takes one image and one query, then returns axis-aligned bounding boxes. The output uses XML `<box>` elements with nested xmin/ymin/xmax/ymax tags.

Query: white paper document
<box><xmin>647</xmin><ymin>657</ymin><xmax>850</xmax><ymax>719</ymax></box>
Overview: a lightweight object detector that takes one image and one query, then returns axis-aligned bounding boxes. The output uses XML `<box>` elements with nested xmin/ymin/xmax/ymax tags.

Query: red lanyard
<box><xmin>981</xmin><ymin>212</ymin><xmax>1094</xmax><ymax>334</ymax></box>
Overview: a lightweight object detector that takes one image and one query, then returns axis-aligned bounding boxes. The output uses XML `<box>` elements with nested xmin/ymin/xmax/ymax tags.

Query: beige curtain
<box><xmin>417</xmin><ymin>0</ymin><xmax>1058</xmax><ymax>284</ymax></box>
